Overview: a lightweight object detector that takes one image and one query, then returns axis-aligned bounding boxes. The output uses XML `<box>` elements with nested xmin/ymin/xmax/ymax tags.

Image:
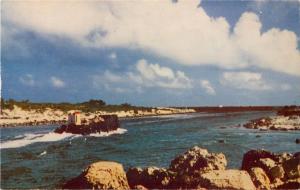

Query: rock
<box><xmin>269</xmin><ymin>165</ymin><xmax>285</xmax><ymax>181</ymax></box>
<box><xmin>270</xmin><ymin>178</ymin><xmax>284</xmax><ymax>189</ymax></box>
<box><xmin>54</xmin><ymin>115</ymin><xmax>120</xmax><ymax>135</ymax></box>
<box><xmin>275</xmin><ymin>152</ymin><xmax>293</xmax><ymax>163</ymax></box>
<box><xmin>257</xmin><ymin>158</ymin><xmax>276</xmax><ymax>173</ymax></box>
<box><xmin>241</xmin><ymin>149</ymin><xmax>277</xmax><ymax>171</ymax></box>
<box><xmin>126</xmin><ymin>167</ymin><xmax>171</xmax><ymax>189</ymax></box>
<box><xmin>276</xmin><ymin>178</ymin><xmax>300</xmax><ymax>189</ymax></box>
<box><xmin>282</xmin><ymin>157</ymin><xmax>300</xmax><ymax>179</ymax></box>
<box><xmin>248</xmin><ymin>167</ymin><xmax>271</xmax><ymax>190</ymax></box>
<box><xmin>218</xmin><ymin>139</ymin><xmax>225</xmax><ymax>143</ymax></box>
<box><xmin>126</xmin><ymin>167</ymin><xmax>143</xmax><ymax>187</ymax></box>
<box><xmin>296</xmin><ymin>139</ymin><xmax>300</xmax><ymax>144</ymax></box>
<box><xmin>63</xmin><ymin>161</ymin><xmax>129</xmax><ymax>190</ymax></box>
<box><xmin>169</xmin><ymin>146</ymin><xmax>227</xmax><ymax>175</ymax></box>
<box><xmin>133</xmin><ymin>185</ymin><xmax>148</xmax><ymax>190</ymax></box>
<box><xmin>198</xmin><ymin>170</ymin><xmax>256</xmax><ymax>190</ymax></box>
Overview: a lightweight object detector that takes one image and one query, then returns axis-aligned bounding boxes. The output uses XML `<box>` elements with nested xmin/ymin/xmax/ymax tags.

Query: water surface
<box><xmin>1</xmin><ymin>111</ymin><xmax>299</xmax><ymax>188</ymax></box>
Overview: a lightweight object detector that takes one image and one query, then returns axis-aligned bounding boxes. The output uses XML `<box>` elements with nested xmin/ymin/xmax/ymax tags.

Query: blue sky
<box><xmin>1</xmin><ymin>0</ymin><xmax>300</xmax><ymax>106</ymax></box>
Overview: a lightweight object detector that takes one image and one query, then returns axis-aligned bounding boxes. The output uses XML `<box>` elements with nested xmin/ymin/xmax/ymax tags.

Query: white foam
<box><xmin>0</xmin><ymin>132</ymin><xmax>78</xmax><ymax>149</ymax></box>
<box><xmin>89</xmin><ymin>128</ymin><xmax>128</xmax><ymax>137</ymax></box>
<box><xmin>38</xmin><ymin>150</ymin><xmax>47</xmax><ymax>157</ymax></box>
<box><xmin>1</xmin><ymin>128</ymin><xmax>128</xmax><ymax>149</ymax></box>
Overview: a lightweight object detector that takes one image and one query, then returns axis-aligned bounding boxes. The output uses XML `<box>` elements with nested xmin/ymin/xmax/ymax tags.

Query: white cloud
<box><xmin>200</xmin><ymin>80</ymin><xmax>216</xmax><ymax>95</ymax></box>
<box><xmin>19</xmin><ymin>74</ymin><xmax>35</xmax><ymax>86</ymax></box>
<box><xmin>93</xmin><ymin>59</ymin><xmax>192</xmax><ymax>92</ymax></box>
<box><xmin>220</xmin><ymin>72</ymin><xmax>272</xmax><ymax>91</ymax></box>
<box><xmin>50</xmin><ymin>76</ymin><xmax>65</xmax><ymax>88</ymax></box>
<box><xmin>134</xmin><ymin>59</ymin><xmax>192</xmax><ymax>89</ymax></box>
<box><xmin>103</xmin><ymin>70</ymin><xmax>122</xmax><ymax>83</ymax></box>
<box><xmin>109</xmin><ymin>52</ymin><xmax>117</xmax><ymax>60</ymax></box>
<box><xmin>3</xmin><ymin>1</ymin><xmax>300</xmax><ymax>76</ymax></box>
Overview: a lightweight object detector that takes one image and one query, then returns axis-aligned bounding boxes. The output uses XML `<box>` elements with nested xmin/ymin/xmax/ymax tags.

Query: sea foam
<box><xmin>0</xmin><ymin>128</ymin><xmax>127</xmax><ymax>149</ymax></box>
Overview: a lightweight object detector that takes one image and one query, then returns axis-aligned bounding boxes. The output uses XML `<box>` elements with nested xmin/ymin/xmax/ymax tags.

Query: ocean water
<box><xmin>1</xmin><ymin>111</ymin><xmax>299</xmax><ymax>188</ymax></box>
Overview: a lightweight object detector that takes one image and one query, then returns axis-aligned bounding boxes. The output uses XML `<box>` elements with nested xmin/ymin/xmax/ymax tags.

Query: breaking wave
<box><xmin>0</xmin><ymin>128</ymin><xmax>127</xmax><ymax>149</ymax></box>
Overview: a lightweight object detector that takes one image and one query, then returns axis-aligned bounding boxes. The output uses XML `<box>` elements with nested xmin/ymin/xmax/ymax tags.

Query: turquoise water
<box><xmin>1</xmin><ymin>111</ymin><xmax>299</xmax><ymax>188</ymax></box>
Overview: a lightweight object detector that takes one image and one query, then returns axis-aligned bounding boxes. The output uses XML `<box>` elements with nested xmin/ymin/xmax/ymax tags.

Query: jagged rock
<box><xmin>270</xmin><ymin>178</ymin><xmax>284</xmax><ymax>189</ymax></box>
<box><xmin>54</xmin><ymin>115</ymin><xmax>120</xmax><ymax>135</ymax></box>
<box><xmin>241</xmin><ymin>149</ymin><xmax>277</xmax><ymax>171</ymax></box>
<box><xmin>269</xmin><ymin>165</ymin><xmax>285</xmax><ymax>181</ymax></box>
<box><xmin>257</xmin><ymin>158</ymin><xmax>277</xmax><ymax>174</ymax></box>
<box><xmin>248</xmin><ymin>167</ymin><xmax>271</xmax><ymax>190</ymax></box>
<box><xmin>133</xmin><ymin>185</ymin><xmax>148</xmax><ymax>190</ymax></box>
<box><xmin>169</xmin><ymin>146</ymin><xmax>227</xmax><ymax>175</ymax></box>
<box><xmin>198</xmin><ymin>170</ymin><xmax>256</xmax><ymax>190</ymax></box>
<box><xmin>275</xmin><ymin>152</ymin><xmax>293</xmax><ymax>163</ymax></box>
<box><xmin>276</xmin><ymin>178</ymin><xmax>300</xmax><ymax>189</ymax></box>
<box><xmin>282</xmin><ymin>157</ymin><xmax>300</xmax><ymax>179</ymax></box>
<box><xmin>126</xmin><ymin>167</ymin><xmax>171</xmax><ymax>189</ymax></box>
<box><xmin>63</xmin><ymin>161</ymin><xmax>129</xmax><ymax>190</ymax></box>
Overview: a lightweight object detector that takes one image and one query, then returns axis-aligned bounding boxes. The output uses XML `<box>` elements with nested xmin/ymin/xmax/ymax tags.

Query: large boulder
<box><xmin>169</xmin><ymin>146</ymin><xmax>227</xmax><ymax>175</ymax></box>
<box><xmin>168</xmin><ymin>146</ymin><xmax>227</xmax><ymax>188</ymax></box>
<box><xmin>282</xmin><ymin>157</ymin><xmax>300</xmax><ymax>179</ymax></box>
<box><xmin>63</xmin><ymin>161</ymin><xmax>129</xmax><ymax>189</ymax></box>
<box><xmin>269</xmin><ymin>165</ymin><xmax>285</xmax><ymax>181</ymax></box>
<box><xmin>248</xmin><ymin>167</ymin><xmax>271</xmax><ymax>190</ymax></box>
<box><xmin>198</xmin><ymin>170</ymin><xmax>256</xmax><ymax>190</ymax></box>
<box><xmin>276</xmin><ymin>178</ymin><xmax>300</xmax><ymax>189</ymax></box>
<box><xmin>126</xmin><ymin>167</ymin><xmax>171</xmax><ymax>189</ymax></box>
<box><xmin>241</xmin><ymin>149</ymin><xmax>277</xmax><ymax>171</ymax></box>
<box><xmin>54</xmin><ymin>115</ymin><xmax>120</xmax><ymax>135</ymax></box>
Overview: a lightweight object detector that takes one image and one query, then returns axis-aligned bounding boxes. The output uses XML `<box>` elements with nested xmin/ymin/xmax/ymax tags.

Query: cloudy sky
<box><xmin>1</xmin><ymin>0</ymin><xmax>300</xmax><ymax>106</ymax></box>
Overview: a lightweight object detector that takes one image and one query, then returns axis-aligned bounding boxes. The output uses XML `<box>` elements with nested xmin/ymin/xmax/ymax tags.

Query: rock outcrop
<box><xmin>63</xmin><ymin>146</ymin><xmax>300</xmax><ymax>190</ymax></box>
<box><xmin>242</xmin><ymin>149</ymin><xmax>300</xmax><ymax>189</ymax></box>
<box><xmin>127</xmin><ymin>146</ymin><xmax>254</xmax><ymax>189</ymax></box>
<box><xmin>126</xmin><ymin>167</ymin><xmax>171</xmax><ymax>189</ymax></box>
<box><xmin>243</xmin><ymin>106</ymin><xmax>300</xmax><ymax>131</ymax></box>
<box><xmin>169</xmin><ymin>146</ymin><xmax>227</xmax><ymax>174</ymax></box>
<box><xmin>248</xmin><ymin>167</ymin><xmax>271</xmax><ymax>190</ymax></box>
<box><xmin>198</xmin><ymin>170</ymin><xmax>256</xmax><ymax>190</ymax></box>
<box><xmin>62</xmin><ymin>161</ymin><xmax>129</xmax><ymax>190</ymax></box>
<box><xmin>54</xmin><ymin>115</ymin><xmax>120</xmax><ymax>135</ymax></box>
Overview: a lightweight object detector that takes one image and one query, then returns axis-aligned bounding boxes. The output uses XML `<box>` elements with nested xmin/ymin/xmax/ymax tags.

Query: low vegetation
<box><xmin>0</xmin><ymin>98</ymin><xmax>152</xmax><ymax>113</ymax></box>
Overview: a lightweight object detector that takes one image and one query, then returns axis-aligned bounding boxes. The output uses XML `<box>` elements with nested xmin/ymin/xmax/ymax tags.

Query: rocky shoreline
<box><xmin>243</xmin><ymin>107</ymin><xmax>300</xmax><ymax>131</ymax></box>
<box><xmin>0</xmin><ymin>106</ymin><xmax>195</xmax><ymax>128</ymax></box>
<box><xmin>62</xmin><ymin>146</ymin><xmax>300</xmax><ymax>189</ymax></box>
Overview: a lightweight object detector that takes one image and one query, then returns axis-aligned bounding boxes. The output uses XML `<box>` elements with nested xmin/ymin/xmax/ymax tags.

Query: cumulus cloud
<box><xmin>200</xmin><ymin>80</ymin><xmax>216</xmax><ymax>95</ymax></box>
<box><xmin>19</xmin><ymin>74</ymin><xmax>35</xmax><ymax>86</ymax></box>
<box><xmin>50</xmin><ymin>76</ymin><xmax>65</xmax><ymax>88</ymax></box>
<box><xmin>94</xmin><ymin>59</ymin><xmax>192</xmax><ymax>91</ymax></box>
<box><xmin>132</xmin><ymin>59</ymin><xmax>193</xmax><ymax>89</ymax></box>
<box><xmin>220</xmin><ymin>72</ymin><xmax>272</xmax><ymax>91</ymax></box>
<box><xmin>3</xmin><ymin>1</ymin><xmax>300</xmax><ymax>76</ymax></box>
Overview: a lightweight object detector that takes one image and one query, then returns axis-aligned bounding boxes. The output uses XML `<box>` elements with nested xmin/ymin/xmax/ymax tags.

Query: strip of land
<box><xmin>0</xmin><ymin>99</ymin><xmax>196</xmax><ymax>127</ymax></box>
<box><xmin>243</xmin><ymin>106</ymin><xmax>300</xmax><ymax>131</ymax></box>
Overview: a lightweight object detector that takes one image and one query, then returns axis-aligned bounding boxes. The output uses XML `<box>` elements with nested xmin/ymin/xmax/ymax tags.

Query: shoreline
<box><xmin>0</xmin><ymin>108</ymin><xmax>277</xmax><ymax>128</ymax></box>
<box><xmin>0</xmin><ymin>106</ymin><xmax>196</xmax><ymax>128</ymax></box>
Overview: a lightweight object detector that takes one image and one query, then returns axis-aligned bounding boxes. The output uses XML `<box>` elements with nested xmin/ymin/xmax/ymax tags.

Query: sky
<box><xmin>1</xmin><ymin>0</ymin><xmax>300</xmax><ymax>106</ymax></box>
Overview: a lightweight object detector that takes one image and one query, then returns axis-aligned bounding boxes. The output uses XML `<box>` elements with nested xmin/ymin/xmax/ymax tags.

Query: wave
<box><xmin>0</xmin><ymin>128</ymin><xmax>128</xmax><ymax>149</ymax></box>
<box><xmin>89</xmin><ymin>128</ymin><xmax>128</xmax><ymax>137</ymax></box>
<box><xmin>0</xmin><ymin>132</ymin><xmax>78</xmax><ymax>149</ymax></box>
